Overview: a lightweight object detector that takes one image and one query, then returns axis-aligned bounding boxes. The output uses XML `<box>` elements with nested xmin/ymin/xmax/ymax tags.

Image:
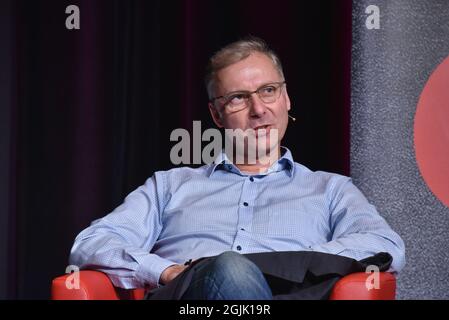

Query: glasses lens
<box><xmin>227</xmin><ymin>93</ymin><xmax>247</xmax><ymax>106</ymax></box>
<box><xmin>222</xmin><ymin>92</ymin><xmax>248</xmax><ymax>112</ymax></box>
<box><xmin>258</xmin><ymin>83</ymin><xmax>282</xmax><ymax>103</ymax></box>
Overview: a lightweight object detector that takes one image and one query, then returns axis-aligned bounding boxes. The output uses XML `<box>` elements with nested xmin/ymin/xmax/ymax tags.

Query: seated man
<box><xmin>69</xmin><ymin>37</ymin><xmax>405</xmax><ymax>300</ymax></box>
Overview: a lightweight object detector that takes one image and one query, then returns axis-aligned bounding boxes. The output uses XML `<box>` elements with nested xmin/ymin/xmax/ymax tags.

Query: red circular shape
<box><xmin>414</xmin><ymin>55</ymin><xmax>449</xmax><ymax>208</ymax></box>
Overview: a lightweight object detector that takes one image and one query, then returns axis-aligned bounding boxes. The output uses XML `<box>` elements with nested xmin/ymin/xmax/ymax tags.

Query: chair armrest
<box><xmin>51</xmin><ymin>270</ymin><xmax>145</xmax><ymax>300</ymax></box>
<box><xmin>329</xmin><ymin>272</ymin><xmax>396</xmax><ymax>300</ymax></box>
<box><xmin>52</xmin><ymin>270</ymin><xmax>394</xmax><ymax>300</ymax></box>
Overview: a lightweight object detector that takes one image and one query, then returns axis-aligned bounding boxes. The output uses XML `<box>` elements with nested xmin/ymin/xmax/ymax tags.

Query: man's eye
<box><xmin>261</xmin><ymin>86</ymin><xmax>276</xmax><ymax>94</ymax></box>
<box><xmin>228</xmin><ymin>94</ymin><xmax>245</xmax><ymax>104</ymax></box>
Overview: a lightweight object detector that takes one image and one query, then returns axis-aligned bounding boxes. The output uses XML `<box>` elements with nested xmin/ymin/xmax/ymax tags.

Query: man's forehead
<box><xmin>216</xmin><ymin>53</ymin><xmax>280</xmax><ymax>92</ymax></box>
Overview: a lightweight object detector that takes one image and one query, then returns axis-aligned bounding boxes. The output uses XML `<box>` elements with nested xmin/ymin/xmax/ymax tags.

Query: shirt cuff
<box><xmin>131</xmin><ymin>252</ymin><xmax>178</xmax><ymax>288</ymax></box>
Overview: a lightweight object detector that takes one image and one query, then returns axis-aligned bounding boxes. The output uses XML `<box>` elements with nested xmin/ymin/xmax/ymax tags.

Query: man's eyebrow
<box><xmin>224</xmin><ymin>82</ymin><xmax>277</xmax><ymax>96</ymax></box>
<box><xmin>223</xmin><ymin>89</ymin><xmax>249</xmax><ymax>96</ymax></box>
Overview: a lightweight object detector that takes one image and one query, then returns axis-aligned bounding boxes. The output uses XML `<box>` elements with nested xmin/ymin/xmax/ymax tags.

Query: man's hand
<box><xmin>159</xmin><ymin>264</ymin><xmax>188</xmax><ymax>285</ymax></box>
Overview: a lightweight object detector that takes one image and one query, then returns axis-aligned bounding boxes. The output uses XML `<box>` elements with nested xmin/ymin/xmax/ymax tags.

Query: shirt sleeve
<box><xmin>69</xmin><ymin>173</ymin><xmax>176</xmax><ymax>289</ymax></box>
<box><xmin>310</xmin><ymin>176</ymin><xmax>406</xmax><ymax>273</ymax></box>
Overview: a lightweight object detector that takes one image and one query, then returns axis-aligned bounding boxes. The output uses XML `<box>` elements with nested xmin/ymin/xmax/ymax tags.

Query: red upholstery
<box><xmin>51</xmin><ymin>270</ymin><xmax>145</xmax><ymax>300</ymax></box>
<box><xmin>329</xmin><ymin>271</ymin><xmax>396</xmax><ymax>300</ymax></box>
<box><xmin>51</xmin><ymin>270</ymin><xmax>395</xmax><ymax>300</ymax></box>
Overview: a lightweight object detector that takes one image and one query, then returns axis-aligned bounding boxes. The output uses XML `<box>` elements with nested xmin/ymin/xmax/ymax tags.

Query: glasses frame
<box><xmin>210</xmin><ymin>81</ymin><xmax>286</xmax><ymax>112</ymax></box>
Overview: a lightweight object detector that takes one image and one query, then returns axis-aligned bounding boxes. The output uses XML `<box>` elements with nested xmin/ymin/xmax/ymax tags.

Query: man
<box><xmin>69</xmin><ymin>37</ymin><xmax>405</xmax><ymax>299</ymax></box>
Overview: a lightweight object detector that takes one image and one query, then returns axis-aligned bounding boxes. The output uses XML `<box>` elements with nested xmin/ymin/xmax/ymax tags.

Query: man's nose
<box><xmin>248</xmin><ymin>93</ymin><xmax>267</xmax><ymax>117</ymax></box>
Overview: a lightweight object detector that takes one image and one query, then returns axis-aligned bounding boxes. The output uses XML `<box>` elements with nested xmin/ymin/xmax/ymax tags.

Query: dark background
<box><xmin>0</xmin><ymin>0</ymin><xmax>351</xmax><ymax>299</ymax></box>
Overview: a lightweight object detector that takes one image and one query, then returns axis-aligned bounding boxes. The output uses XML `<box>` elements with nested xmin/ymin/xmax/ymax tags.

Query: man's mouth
<box><xmin>252</xmin><ymin>125</ymin><xmax>272</xmax><ymax>137</ymax></box>
<box><xmin>253</xmin><ymin>125</ymin><xmax>271</xmax><ymax>131</ymax></box>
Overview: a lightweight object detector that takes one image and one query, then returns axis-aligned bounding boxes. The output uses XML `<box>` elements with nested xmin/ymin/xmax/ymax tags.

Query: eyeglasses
<box><xmin>210</xmin><ymin>81</ymin><xmax>286</xmax><ymax>113</ymax></box>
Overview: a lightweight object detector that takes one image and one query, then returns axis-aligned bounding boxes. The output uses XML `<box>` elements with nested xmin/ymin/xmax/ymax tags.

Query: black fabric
<box><xmin>147</xmin><ymin>251</ymin><xmax>392</xmax><ymax>300</ymax></box>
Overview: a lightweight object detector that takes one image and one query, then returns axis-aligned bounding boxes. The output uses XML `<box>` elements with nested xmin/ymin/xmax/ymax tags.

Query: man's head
<box><xmin>205</xmin><ymin>37</ymin><xmax>291</xmax><ymax>161</ymax></box>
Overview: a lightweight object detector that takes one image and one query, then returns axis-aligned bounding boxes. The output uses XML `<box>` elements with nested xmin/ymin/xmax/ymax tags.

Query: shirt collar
<box><xmin>207</xmin><ymin>146</ymin><xmax>295</xmax><ymax>178</ymax></box>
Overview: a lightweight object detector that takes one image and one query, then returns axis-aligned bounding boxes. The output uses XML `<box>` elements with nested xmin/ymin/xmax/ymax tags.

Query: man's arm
<box><xmin>69</xmin><ymin>174</ymin><xmax>177</xmax><ymax>289</ymax></box>
<box><xmin>310</xmin><ymin>176</ymin><xmax>406</xmax><ymax>273</ymax></box>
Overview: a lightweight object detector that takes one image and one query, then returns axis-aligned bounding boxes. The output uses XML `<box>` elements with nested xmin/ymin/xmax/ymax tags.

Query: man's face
<box><xmin>208</xmin><ymin>52</ymin><xmax>291</xmax><ymax>154</ymax></box>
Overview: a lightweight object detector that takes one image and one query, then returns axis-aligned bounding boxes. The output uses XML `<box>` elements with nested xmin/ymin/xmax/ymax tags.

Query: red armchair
<box><xmin>51</xmin><ymin>270</ymin><xmax>396</xmax><ymax>300</ymax></box>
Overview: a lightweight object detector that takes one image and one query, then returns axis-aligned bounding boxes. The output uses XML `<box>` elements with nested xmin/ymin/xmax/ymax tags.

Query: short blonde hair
<box><xmin>205</xmin><ymin>37</ymin><xmax>285</xmax><ymax>100</ymax></box>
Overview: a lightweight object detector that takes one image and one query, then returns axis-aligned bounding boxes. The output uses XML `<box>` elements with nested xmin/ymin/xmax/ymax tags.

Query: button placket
<box><xmin>233</xmin><ymin>176</ymin><xmax>258</xmax><ymax>252</ymax></box>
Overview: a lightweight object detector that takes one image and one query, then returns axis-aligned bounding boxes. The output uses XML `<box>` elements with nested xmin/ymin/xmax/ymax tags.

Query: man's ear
<box><xmin>208</xmin><ymin>103</ymin><xmax>224</xmax><ymax>128</ymax></box>
<box><xmin>284</xmin><ymin>87</ymin><xmax>291</xmax><ymax>111</ymax></box>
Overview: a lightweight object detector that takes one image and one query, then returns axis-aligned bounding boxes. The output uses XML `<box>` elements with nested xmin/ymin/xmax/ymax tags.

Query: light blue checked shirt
<box><xmin>70</xmin><ymin>147</ymin><xmax>405</xmax><ymax>289</ymax></box>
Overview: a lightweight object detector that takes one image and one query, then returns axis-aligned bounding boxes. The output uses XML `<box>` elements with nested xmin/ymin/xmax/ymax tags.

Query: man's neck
<box><xmin>231</xmin><ymin>146</ymin><xmax>282</xmax><ymax>174</ymax></box>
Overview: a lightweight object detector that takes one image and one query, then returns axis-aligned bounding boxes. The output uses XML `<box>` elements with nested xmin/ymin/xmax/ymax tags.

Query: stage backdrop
<box><xmin>2</xmin><ymin>0</ymin><xmax>352</xmax><ymax>299</ymax></box>
<box><xmin>351</xmin><ymin>0</ymin><xmax>449</xmax><ymax>299</ymax></box>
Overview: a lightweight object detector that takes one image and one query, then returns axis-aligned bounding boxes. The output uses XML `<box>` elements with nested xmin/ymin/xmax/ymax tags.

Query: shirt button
<box><xmin>249</xmin><ymin>177</ymin><xmax>254</xmax><ymax>182</ymax></box>
<box><xmin>243</xmin><ymin>202</ymin><xmax>248</xmax><ymax>207</ymax></box>
<box><xmin>236</xmin><ymin>245</ymin><xmax>242</xmax><ymax>251</ymax></box>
